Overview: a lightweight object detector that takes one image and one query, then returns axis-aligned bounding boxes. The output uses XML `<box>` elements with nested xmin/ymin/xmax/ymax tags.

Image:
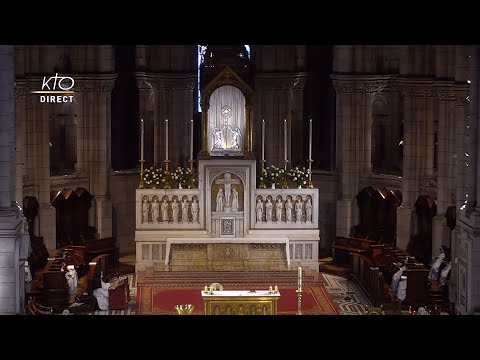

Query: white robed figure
<box><xmin>93</xmin><ymin>272</ymin><xmax>110</xmax><ymax>310</ymax></box>
<box><xmin>391</xmin><ymin>264</ymin><xmax>407</xmax><ymax>292</ymax></box>
<box><xmin>397</xmin><ymin>275</ymin><xmax>407</xmax><ymax>301</ymax></box>
<box><xmin>439</xmin><ymin>261</ymin><xmax>451</xmax><ymax>286</ymax></box>
<box><xmin>428</xmin><ymin>246</ymin><xmax>446</xmax><ymax>281</ymax></box>
<box><xmin>65</xmin><ymin>265</ymin><xmax>78</xmax><ymax>295</ymax></box>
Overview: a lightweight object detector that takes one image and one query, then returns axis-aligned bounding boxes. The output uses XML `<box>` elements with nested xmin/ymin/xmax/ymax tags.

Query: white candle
<box><xmin>190</xmin><ymin>119</ymin><xmax>194</xmax><ymax>161</ymax></box>
<box><xmin>298</xmin><ymin>266</ymin><xmax>302</xmax><ymax>288</ymax></box>
<box><xmin>262</xmin><ymin>119</ymin><xmax>265</xmax><ymax>161</ymax></box>
<box><xmin>165</xmin><ymin>119</ymin><xmax>169</xmax><ymax>161</ymax></box>
<box><xmin>140</xmin><ymin>118</ymin><xmax>144</xmax><ymax>161</ymax></box>
<box><xmin>309</xmin><ymin>118</ymin><xmax>312</xmax><ymax>161</ymax></box>
<box><xmin>284</xmin><ymin>119</ymin><xmax>287</xmax><ymax>162</ymax></box>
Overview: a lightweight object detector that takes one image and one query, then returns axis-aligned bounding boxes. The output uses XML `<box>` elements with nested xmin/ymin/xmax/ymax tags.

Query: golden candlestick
<box><xmin>261</xmin><ymin>160</ymin><xmax>267</xmax><ymax>171</ymax></box>
<box><xmin>307</xmin><ymin>159</ymin><xmax>314</xmax><ymax>188</ymax></box>
<box><xmin>139</xmin><ymin>160</ymin><xmax>145</xmax><ymax>189</ymax></box>
<box><xmin>188</xmin><ymin>159</ymin><xmax>195</xmax><ymax>172</ymax></box>
<box><xmin>164</xmin><ymin>159</ymin><xmax>170</xmax><ymax>173</ymax></box>
<box><xmin>296</xmin><ymin>288</ymin><xmax>303</xmax><ymax>315</ymax></box>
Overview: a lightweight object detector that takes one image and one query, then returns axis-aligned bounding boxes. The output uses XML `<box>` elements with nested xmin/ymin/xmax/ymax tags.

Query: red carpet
<box><xmin>137</xmin><ymin>284</ymin><xmax>338</xmax><ymax>315</ymax></box>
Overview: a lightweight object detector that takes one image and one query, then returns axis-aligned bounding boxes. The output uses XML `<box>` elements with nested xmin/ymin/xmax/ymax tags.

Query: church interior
<box><xmin>0</xmin><ymin>44</ymin><xmax>479</xmax><ymax>315</ymax></box>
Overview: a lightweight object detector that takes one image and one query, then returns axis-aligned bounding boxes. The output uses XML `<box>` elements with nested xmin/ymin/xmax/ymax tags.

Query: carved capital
<box><xmin>14</xmin><ymin>86</ymin><xmax>28</xmax><ymax>99</ymax></box>
<box><xmin>364</xmin><ymin>81</ymin><xmax>388</xmax><ymax>93</ymax></box>
<box><xmin>332</xmin><ymin>80</ymin><xmax>353</xmax><ymax>94</ymax></box>
<box><xmin>455</xmin><ymin>90</ymin><xmax>470</xmax><ymax>106</ymax></box>
<box><xmin>438</xmin><ymin>90</ymin><xmax>456</xmax><ymax>101</ymax></box>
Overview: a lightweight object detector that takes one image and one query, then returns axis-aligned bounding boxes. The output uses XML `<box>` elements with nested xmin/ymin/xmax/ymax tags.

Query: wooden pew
<box><xmin>41</xmin><ymin>258</ymin><xmax>70</xmax><ymax>305</ymax></box>
<box><xmin>332</xmin><ymin>237</ymin><xmax>376</xmax><ymax>267</ymax></box>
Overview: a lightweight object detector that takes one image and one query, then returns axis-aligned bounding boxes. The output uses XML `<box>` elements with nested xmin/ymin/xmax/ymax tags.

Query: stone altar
<box><xmin>135</xmin><ymin>159</ymin><xmax>320</xmax><ymax>272</ymax></box>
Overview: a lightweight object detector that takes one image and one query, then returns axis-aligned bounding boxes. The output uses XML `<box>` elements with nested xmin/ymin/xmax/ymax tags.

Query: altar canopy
<box><xmin>208</xmin><ymin>85</ymin><xmax>245</xmax><ymax>155</ymax></box>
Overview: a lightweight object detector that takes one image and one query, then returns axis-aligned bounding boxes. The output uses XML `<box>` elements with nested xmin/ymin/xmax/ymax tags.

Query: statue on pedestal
<box><xmin>191</xmin><ymin>198</ymin><xmax>199</xmax><ymax>223</ymax></box>
<box><xmin>256</xmin><ymin>198</ymin><xmax>263</xmax><ymax>222</ymax></box>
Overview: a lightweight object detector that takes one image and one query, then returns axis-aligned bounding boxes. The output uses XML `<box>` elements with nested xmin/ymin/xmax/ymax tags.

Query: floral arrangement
<box><xmin>172</xmin><ymin>166</ymin><xmax>196</xmax><ymax>188</ymax></box>
<box><xmin>142</xmin><ymin>165</ymin><xmax>169</xmax><ymax>189</ymax></box>
<box><xmin>259</xmin><ymin>165</ymin><xmax>286</xmax><ymax>188</ymax></box>
<box><xmin>287</xmin><ymin>166</ymin><xmax>309</xmax><ymax>188</ymax></box>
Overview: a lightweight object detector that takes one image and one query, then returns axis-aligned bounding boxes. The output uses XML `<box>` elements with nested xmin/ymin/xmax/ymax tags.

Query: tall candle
<box><xmin>190</xmin><ymin>119</ymin><xmax>194</xmax><ymax>161</ymax></box>
<box><xmin>140</xmin><ymin>118</ymin><xmax>144</xmax><ymax>161</ymax></box>
<box><xmin>284</xmin><ymin>119</ymin><xmax>287</xmax><ymax>162</ymax></box>
<box><xmin>309</xmin><ymin>118</ymin><xmax>312</xmax><ymax>160</ymax></box>
<box><xmin>165</xmin><ymin>119</ymin><xmax>169</xmax><ymax>161</ymax></box>
<box><xmin>262</xmin><ymin>119</ymin><xmax>265</xmax><ymax>161</ymax></box>
<box><xmin>298</xmin><ymin>266</ymin><xmax>302</xmax><ymax>288</ymax></box>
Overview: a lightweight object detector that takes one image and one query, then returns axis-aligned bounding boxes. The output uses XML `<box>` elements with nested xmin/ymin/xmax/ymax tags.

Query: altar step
<box><xmin>138</xmin><ymin>269</ymin><xmax>321</xmax><ymax>286</ymax></box>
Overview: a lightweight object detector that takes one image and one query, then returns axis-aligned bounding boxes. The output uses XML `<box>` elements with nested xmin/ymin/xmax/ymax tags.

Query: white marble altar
<box><xmin>135</xmin><ymin>158</ymin><xmax>320</xmax><ymax>272</ymax></box>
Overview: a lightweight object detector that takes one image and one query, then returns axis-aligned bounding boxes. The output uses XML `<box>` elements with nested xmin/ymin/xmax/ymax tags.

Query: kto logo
<box><xmin>32</xmin><ymin>73</ymin><xmax>75</xmax><ymax>103</ymax></box>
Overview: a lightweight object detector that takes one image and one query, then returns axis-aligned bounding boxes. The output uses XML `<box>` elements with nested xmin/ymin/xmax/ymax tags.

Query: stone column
<box><xmin>245</xmin><ymin>104</ymin><xmax>254</xmax><ymax>157</ymax></box>
<box><xmin>332</xmin><ymin>78</ymin><xmax>355</xmax><ymax>237</ymax></box>
<box><xmin>432</xmin><ymin>88</ymin><xmax>452</xmax><ymax>252</ymax></box>
<box><xmin>0</xmin><ymin>45</ymin><xmax>24</xmax><ymax>314</ymax></box>
<box><xmin>38</xmin><ymin>96</ymin><xmax>55</xmax><ymax>250</ymax></box>
<box><xmin>94</xmin><ymin>79</ymin><xmax>115</xmax><ymax>239</ymax></box>
<box><xmin>14</xmin><ymin>83</ymin><xmax>26</xmax><ymax>204</ymax></box>
<box><xmin>199</xmin><ymin>104</ymin><xmax>209</xmax><ymax>158</ymax></box>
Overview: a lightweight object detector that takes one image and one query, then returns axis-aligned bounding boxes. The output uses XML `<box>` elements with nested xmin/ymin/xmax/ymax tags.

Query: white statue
<box><xmin>224</xmin><ymin>185</ymin><xmax>231</xmax><ymax>208</ymax></box>
<box><xmin>142</xmin><ymin>197</ymin><xmax>150</xmax><ymax>223</ymax></box>
<box><xmin>181</xmin><ymin>198</ymin><xmax>189</xmax><ymax>223</ymax></box>
<box><xmin>285</xmin><ymin>198</ymin><xmax>293</xmax><ymax>222</ymax></box>
<box><xmin>151</xmin><ymin>197</ymin><xmax>160</xmax><ymax>224</ymax></box>
<box><xmin>172</xmin><ymin>199</ymin><xmax>179</xmax><ymax>223</ymax></box>
<box><xmin>65</xmin><ymin>265</ymin><xmax>78</xmax><ymax>295</ymax></box>
<box><xmin>231</xmin><ymin>188</ymin><xmax>239</xmax><ymax>212</ymax></box>
<box><xmin>216</xmin><ymin>189</ymin><xmax>224</xmax><ymax>212</ymax></box>
<box><xmin>265</xmin><ymin>198</ymin><xmax>273</xmax><ymax>222</ymax></box>
<box><xmin>191</xmin><ymin>198</ymin><xmax>199</xmax><ymax>222</ymax></box>
<box><xmin>230</xmin><ymin>127</ymin><xmax>241</xmax><ymax>149</ymax></box>
<box><xmin>212</xmin><ymin>128</ymin><xmax>223</xmax><ymax>149</ymax></box>
<box><xmin>305</xmin><ymin>198</ymin><xmax>312</xmax><ymax>222</ymax></box>
<box><xmin>295</xmin><ymin>199</ymin><xmax>303</xmax><ymax>223</ymax></box>
<box><xmin>428</xmin><ymin>246</ymin><xmax>446</xmax><ymax>281</ymax></box>
<box><xmin>275</xmin><ymin>198</ymin><xmax>283</xmax><ymax>222</ymax></box>
<box><xmin>256</xmin><ymin>198</ymin><xmax>263</xmax><ymax>222</ymax></box>
<box><xmin>161</xmin><ymin>199</ymin><xmax>169</xmax><ymax>222</ymax></box>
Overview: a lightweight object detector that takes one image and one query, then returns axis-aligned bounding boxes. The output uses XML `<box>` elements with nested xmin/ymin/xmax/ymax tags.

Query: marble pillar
<box><xmin>0</xmin><ymin>45</ymin><xmax>25</xmax><ymax>314</ymax></box>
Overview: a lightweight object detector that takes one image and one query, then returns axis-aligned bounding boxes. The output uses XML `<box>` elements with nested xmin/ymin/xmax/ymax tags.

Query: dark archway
<box><xmin>355</xmin><ymin>186</ymin><xmax>401</xmax><ymax>244</ymax></box>
<box><xmin>407</xmin><ymin>195</ymin><xmax>437</xmax><ymax>265</ymax></box>
<box><xmin>51</xmin><ymin>188</ymin><xmax>93</xmax><ymax>248</ymax></box>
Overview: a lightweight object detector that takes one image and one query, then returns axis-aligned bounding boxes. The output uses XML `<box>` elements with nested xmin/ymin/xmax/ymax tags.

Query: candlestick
<box><xmin>140</xmin><ymin>118</ymin><xmax>144</xmax><ymax>161</ymax></box>
<box><xmin>190</xmin><ymin>119</ymin><xmax>194</xmax><ymax>161</ymax></box>
<box><xmin>309</xmin><ymin>118</ymin><xmax>312</xmax><ymax>161</ymax></box>
<box><xmin>269</xmin><ymin>286</ymin><xmax>273</xmax><ymax>293</ymax></box>
<box><xmin>274</xmin><ymin>285</ymin><xmax>278</xmax><ymax>293</ymax></box>
<box><xmin>296</xmin><ymin>288</ymin><xmax>303</xmax><ymax>315</ymax></box>
<box><xmin>284</xmin><ymin>119</ymin><xmax>287</xmax><ymax>162</ymax></box>
<box><xmin>262</xmin><ymin>119</ymin><xmax>265</xmax><ymax>161</ymax></box>
<box><xmin>138</xmin><ymin>159</ymin><xmax>145</xmax><ymax>189</ymax></box>
<box><xmin>165</xmin><ymin>119</ymin><xmax>169</xmax><ymax>161</ymax></box>
<box><xmin>307</xmin><ymin>159</ymin><xmax>314</xmax><ymax>188</ymax></box>
<box><xmin>204</xmin><ymin>285</ymin><xmax>208</xmax><ymax>293</ymax></box>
